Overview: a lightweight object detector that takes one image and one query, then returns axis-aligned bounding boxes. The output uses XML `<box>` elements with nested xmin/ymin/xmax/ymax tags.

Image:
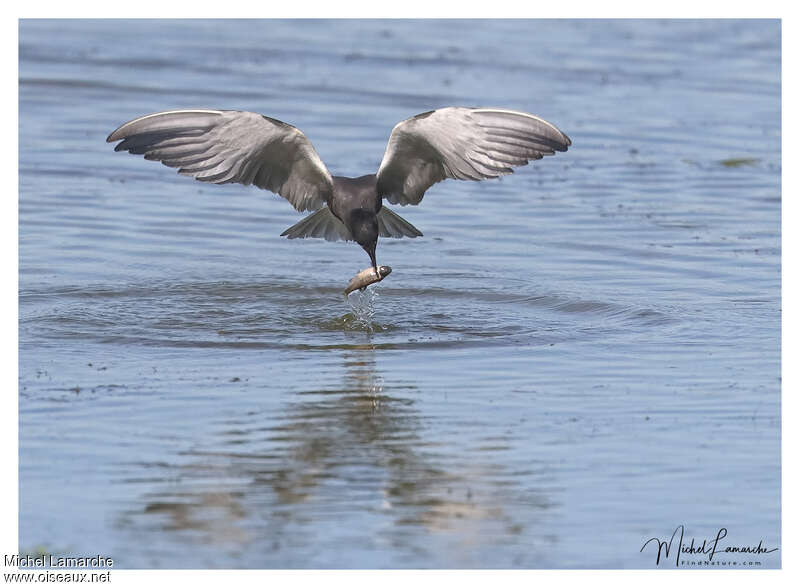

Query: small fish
<box><xmin>344</xmin><ymin>266</ymin><xmax>392</xmax><ymax>295</ymax></box>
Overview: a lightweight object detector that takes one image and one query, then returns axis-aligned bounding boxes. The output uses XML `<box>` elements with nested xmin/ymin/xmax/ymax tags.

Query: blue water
<box><xmin>18</xmin><ymin>19</ymin><xmax>780</xmax><ymax>568</ymax></box>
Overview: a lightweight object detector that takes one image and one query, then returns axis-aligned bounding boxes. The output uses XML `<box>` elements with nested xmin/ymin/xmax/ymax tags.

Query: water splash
<box><xmin>346</xmin><ymin>286</ymin><xmax>380</xmax><ymax>333</ymax></box>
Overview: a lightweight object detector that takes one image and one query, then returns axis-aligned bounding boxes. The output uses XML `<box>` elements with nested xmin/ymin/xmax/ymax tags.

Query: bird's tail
<box><xmin>377</xmin><ymin>207</ymin><xmax>423</xmax><ymax>238</ymax></box>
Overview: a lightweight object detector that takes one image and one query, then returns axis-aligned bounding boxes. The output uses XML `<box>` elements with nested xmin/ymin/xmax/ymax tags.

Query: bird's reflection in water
<box><xmin>131</xmin><ymin>343</ymin><xmax>546</xmax><ymax>566</ymax></box>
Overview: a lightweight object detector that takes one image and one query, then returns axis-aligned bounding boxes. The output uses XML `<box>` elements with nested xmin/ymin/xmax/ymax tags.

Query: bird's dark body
<box><xmin>329</xmin><ymin>174</ymin><xmax>381</xmax><ymax>214</ymax></box>
<box><xmin>106</xmin><ymin>106</ymin><xmax>571</xmax><ymax>281</ymax></box>
<box><xmin>329</xmin><ymin>174</ymin><xmax>382</xmax><ymax>268</ymax></box>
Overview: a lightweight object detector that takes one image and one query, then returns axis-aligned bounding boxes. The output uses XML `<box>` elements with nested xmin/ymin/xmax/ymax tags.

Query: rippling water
<box><xmin>19</xmin><ymin>19</ymin><xmax>780</xmax><ymax>568</ymax></box>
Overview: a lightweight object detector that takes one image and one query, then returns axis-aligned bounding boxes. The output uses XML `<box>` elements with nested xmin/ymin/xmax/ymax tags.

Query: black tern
<box><xmin>107</xmin><ymin>107</ymin><xmax>571</xmax><ymax>275</ymax></box>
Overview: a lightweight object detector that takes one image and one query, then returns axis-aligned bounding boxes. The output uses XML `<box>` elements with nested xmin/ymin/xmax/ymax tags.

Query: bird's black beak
<box><xmin>366</xmin><ymin>241</ymin><xmax>378</xmax><ymax>273</ymax></box>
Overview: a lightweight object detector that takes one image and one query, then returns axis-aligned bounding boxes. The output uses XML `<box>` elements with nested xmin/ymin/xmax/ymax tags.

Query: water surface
<box><xmin>19</xmin><ymin>19</ymin><xmax>780</xmax><ymax>568</ymax></box>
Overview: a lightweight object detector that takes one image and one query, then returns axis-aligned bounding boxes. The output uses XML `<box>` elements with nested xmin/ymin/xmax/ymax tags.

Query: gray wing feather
<box><xmin>107</xmin><ymin>109</ymin><xmax>334</xmax><ymax>212</ymax></box>
<box><xmin>280</xmin><ymin>207</ymin><xmax>353</xmax><ymax>242</ymax></box>
<box><xmin>377</xmin><ymin>207</ymin><xmax>423</xmax><ymax>238</ymax></box>
<box><xmin>376</xmin><ymin>107</ymin><xmax>571</xmax><ymax>205</ymax></box>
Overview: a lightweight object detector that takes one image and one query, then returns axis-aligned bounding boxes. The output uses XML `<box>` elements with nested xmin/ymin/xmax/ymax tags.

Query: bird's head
<box><xmin>349</xmin><ymin>210</ymin><xmax>379</xmax><ymax>269</ymax></box>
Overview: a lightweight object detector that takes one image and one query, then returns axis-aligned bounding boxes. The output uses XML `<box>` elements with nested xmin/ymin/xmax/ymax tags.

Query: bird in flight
<box><xmin>107</xmin><ymin>107</ymin><xmax>571</xmax><ymax>278</ymax></box>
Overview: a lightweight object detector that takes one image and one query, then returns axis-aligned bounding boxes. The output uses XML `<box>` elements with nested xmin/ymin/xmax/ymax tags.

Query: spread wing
<box><xmin>375</xmin><ymin>107</ymin><xmax>571</xmax><ymax>206</ymax></box>
<box><xmin>106</xmin><ymin>109</ymin><xmax>333</xmax><ymax>212</ymax></box>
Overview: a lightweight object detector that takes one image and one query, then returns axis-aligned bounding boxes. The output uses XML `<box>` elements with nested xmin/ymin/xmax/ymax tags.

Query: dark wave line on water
<box><xmin>19</xmin><ymin>76</ymin><xmax>279</xmax><ymax>102</ymax></box>
<box><xmin>19</xmin><ymin>278</ymin><xmax>673</xmax><ymax>316</ymax></box>
<box><xmin>20</xmin><ymin>278</ymin><xmax>678</xmax><ymax>352</ymax></box>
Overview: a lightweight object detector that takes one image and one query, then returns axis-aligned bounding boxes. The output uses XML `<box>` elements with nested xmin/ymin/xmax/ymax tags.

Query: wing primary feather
<box><xmin>484</xmin><ymin>135</ymin><xmax>556</xmax><ymax>155</ymax></box>
<box><xmin>107</xmin><ymin>109</ymin><xmax>333</xmax><ymax>212</ymax></box>
<box><xmin>144</xmin><ymin>142</ymin><xmax>212</xmax><ymax>161</ymax></box>
<box><xmin>306</xmin><ymin>208</ymin><xmax>327</xmax><ymax>236</ymax></box>
<box><xmin>177</xmin><ymin>153</ymin><xmax>230</xmax><ymax>174</ymax></box>
<box><xmin>195</xmin><ymin>167</ymin><xmax>236</xmax><ymax>183</ymax></box>
<box><xmin>377</xmin><ymin>207</ymin><xmax>423</xmax><ymax>238</ymax></box>
<box><xmin>376</xmin><ymin>106</ymin><xmax>569</xmax><ymax>206</ymax></box>
<box><xmin>280</xmin><ymin>207</ymin><xmax>352</xmax><ymax>241</ymax></box>
<box><xmin>472</xmin><ymin>148</ymin><xmax>528</xmax><ymax>166</ymax></box>
<box><xmin>483</xmin><ymin>128</ymin><xmax>568</xmax><ymax>152</ymax></box>
<box><xmin>467</xmin><ymin>154</ymin><xmax>514</xmax><ymax>175</ymax></box>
